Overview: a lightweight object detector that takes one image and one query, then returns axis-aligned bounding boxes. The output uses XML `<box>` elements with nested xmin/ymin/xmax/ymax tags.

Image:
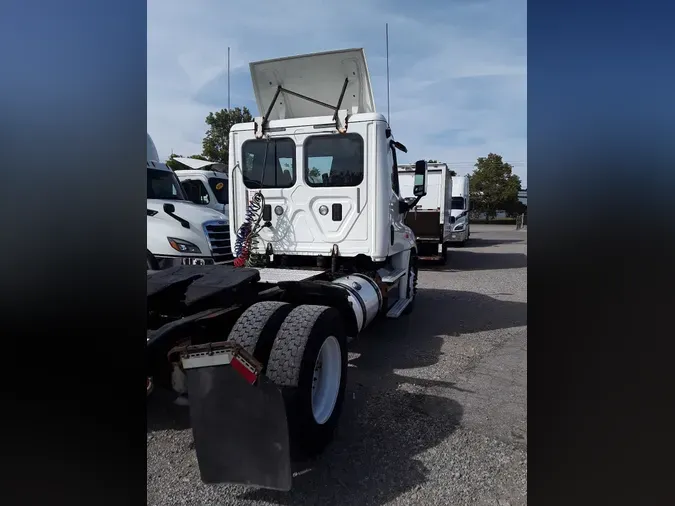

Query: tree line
<box><xmin>168</xmin><ymin>107</ymin><xmax>526</xmax><ymax>221</ymax></box>
<box><xmin>165</xmin><ymin>106</ymin><xmax>254</xmax><ymax>171</ymax></box>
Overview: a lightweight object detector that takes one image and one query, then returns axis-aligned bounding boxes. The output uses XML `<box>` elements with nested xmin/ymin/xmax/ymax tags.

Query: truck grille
<box><xmin>203</xmin><ymin>220</ymin><xmax>233</xmax><ymax>263</ymax></box>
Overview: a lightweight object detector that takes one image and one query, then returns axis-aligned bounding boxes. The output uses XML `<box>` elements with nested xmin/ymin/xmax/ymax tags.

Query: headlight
<box><xmin>167</xmin><ymin>237</ymin><xmax>202</xmax><ymax>254</ymax></box>
<box><xmin>453</xmin><ymin>223</ymin><xmax>465</xmax><ymax>231</ymax></box>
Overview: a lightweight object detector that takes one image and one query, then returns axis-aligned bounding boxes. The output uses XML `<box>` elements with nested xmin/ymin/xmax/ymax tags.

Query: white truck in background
<box><xmin>172</xmin><ymin>157</ymin><xmax>230</xmax><ymax>218</ymax></box>
<box><xmin>449</xmin><ymin>175</ymin><xmax>471</xmax><ymax>246</ymax></box>
<box><xmin>398</xmin><ymin>162</ymin><xmax>456</xmax><ymax>262</ymax></box>
<box><xmin>146</xmin><ymin>134</ymin><xmax>232</xmax><ymax>269</ymax></box>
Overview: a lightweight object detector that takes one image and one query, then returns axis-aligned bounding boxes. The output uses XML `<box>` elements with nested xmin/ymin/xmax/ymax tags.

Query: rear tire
<box><xmin>227</xmin><ymin>302</ymin><xmax>293</xmax><ymax>370</ymax></box>
<box><xmin>266</xmin><ymin>305</ymin><xmax>347</xmax><ymax>458</ymax></box>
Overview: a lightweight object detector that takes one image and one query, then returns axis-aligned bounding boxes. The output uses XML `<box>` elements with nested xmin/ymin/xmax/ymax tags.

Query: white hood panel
<box><xmin>249</xmin><ymin>48</ymin><xmax>375</xmax><ymax>120</ymax></box>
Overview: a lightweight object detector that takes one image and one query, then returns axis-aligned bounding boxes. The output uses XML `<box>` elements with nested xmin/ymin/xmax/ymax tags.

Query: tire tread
<box><xmin>266</xmin><ymin>305</ymin><xmax>332</xmax><ymax>387</ymax></box>
<box><xmin>227</xmin><ymin>301</ymin><xmax>292</xmax><ymax>367</ymax></box>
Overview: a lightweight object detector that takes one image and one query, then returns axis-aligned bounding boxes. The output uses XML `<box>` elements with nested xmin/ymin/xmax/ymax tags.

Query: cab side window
<box><xmin>389</xmin><ymin>142</ymin><xmax>400</xmax><ymax>196</ymax></box>
<box><xmin>182</xmin><ymin>179</ymin><xmax>211</xmax><ymax>205</ymax></box>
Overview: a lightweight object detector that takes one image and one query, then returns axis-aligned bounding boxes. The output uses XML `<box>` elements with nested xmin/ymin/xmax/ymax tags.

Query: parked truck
<box><xmin>146</xmin><ymin>48</ymin><xmax>431</xmax><ymax>491</ymax></box>
<box><xmin>146</xmin><ymin>134</ymin><xmax>232</xmax><ymax>269</ymax></box>
<box><xmin>398</xmin><ymin>162</ymin><xmax>456</xmax><ymax>262</ymax></box>
<box><xmin>449</xmin><ymin>175</ymin><xmax>471</xmax><ymax>246</ymax></box>
<box><xmin>173</xmin><ymin>157</ymin><xmax>230</xmax><ymax>218</ymax></box>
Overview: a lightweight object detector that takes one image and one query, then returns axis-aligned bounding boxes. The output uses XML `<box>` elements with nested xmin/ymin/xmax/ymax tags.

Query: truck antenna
<box><xmin>386</xmin><ymin>23</ymin><xmax>391</xmax><ymax>126</ymax></box>
<box><xmin>227</xmin><ymin>47</ymin><xmax>231</xmax><ymax>110</ymax></box>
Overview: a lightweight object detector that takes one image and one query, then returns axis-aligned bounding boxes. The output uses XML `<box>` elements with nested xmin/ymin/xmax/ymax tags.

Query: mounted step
<box><xmin>386</xmin><ymin>297</ymin><xmax>412</xmax><ymax>318</ymax></box>
<box><xmin>378</xmin><ymin>268</ymin><xmax>406</xmax><ymax>284</ymax></box>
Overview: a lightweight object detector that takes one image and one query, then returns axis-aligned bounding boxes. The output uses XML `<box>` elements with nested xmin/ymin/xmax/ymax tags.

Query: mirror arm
<box><xmin>398</xmin><ymin>195</ymin><xmax>423</xmax><ymax>214</ymax></box>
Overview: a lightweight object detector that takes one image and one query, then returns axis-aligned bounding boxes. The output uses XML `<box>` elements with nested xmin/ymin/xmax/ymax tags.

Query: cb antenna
<box><xmin>227</xmin><ymin>47</ymin><xmax>231</xmax><ymax>110</ymax></box>
<box><xmin>386</xmin><ymin>23</ymin><xmax>391</xmax><ymax>126</ymax></box>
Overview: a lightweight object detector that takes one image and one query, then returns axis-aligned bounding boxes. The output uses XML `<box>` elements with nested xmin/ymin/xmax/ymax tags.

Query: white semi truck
<box><xmin>146</xmin><ymin>48</ymin><xmax>430</xmax><ymax>491</ymax></box>
<box><xmin>172</xmin><ymin>157</ymin><xmax>230</xmax><ymax>218</ymax></box>
<box><xmin>397</xmin><ymin>162</ymin><xmax>456</xmax><ymax>262</ymax></box>
<box><xmin>449</xmin><ymin>175</ymin><xmax>471</xmax><ymax>246</ymax></box>
<box><xmin>146</xmin><ymin>134</ymin><xmax>232</xmax><ymax>269</ymax></box>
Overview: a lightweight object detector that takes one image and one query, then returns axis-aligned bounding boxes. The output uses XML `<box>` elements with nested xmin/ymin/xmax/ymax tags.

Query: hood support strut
<box><xmin>254</xmin><ymin>78</ymin><xmax>350</xmax><ymax>138</ymax></box>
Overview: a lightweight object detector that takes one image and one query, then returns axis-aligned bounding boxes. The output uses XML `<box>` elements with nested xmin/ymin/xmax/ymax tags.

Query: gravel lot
<box><xmin>147</xmin><ymin>224</ymin><xmax>527</xmax><ymax>506</ymax></box>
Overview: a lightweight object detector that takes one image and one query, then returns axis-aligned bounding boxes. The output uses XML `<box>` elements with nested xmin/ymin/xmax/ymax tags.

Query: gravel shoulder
<box><xmin>147</xmin><ymin>224</ymin><xmax>528</xmax><ymax>506</ymax></box>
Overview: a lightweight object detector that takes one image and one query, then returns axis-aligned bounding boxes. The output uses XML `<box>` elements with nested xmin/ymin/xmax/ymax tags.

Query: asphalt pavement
<box><xmin>147</xmin><ymin>224</ymin><xmax>528</xmax><ymax>506</ymax></box>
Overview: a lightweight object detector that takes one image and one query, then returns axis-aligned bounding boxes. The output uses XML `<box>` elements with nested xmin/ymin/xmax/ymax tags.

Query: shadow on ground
<box><xmin>458</xmin><ymin>237</ymin><xmax>525</xmax><ymax>248</ymax></box>
<box><xmin>421</xmin><ymin>250</ymin><xmax>528</xmax><ymax>271</ymax></box>
<box><xmin>147</xmin><ymin>288</ymin><xmax>526</xmax><ymax>505</ymax></box>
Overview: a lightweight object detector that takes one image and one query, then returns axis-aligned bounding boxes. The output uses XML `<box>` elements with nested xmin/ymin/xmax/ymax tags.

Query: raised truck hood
<box><xmin>249</xmin><ymin>48</ymin><xmax>376</xmax><ymax>120</ymax></box>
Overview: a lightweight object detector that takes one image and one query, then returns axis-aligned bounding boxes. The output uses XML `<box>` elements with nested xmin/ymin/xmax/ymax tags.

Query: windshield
<box><xmin>208</xmin><ymin>177</ymin><xmax>228</xmax><ymax>204</ymax></box>
<box><xmin>451</xmin><ymin>196</ymin><xmax>465</xmax><ymax>210</ymax></box>
<box><xmin>147</xmin><ymin>168</ymin><xmax>187</xmax><ymax>200</ymax></box>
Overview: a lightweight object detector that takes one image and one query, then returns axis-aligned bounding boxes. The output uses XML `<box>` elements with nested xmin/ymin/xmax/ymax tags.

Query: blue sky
<box><xmin>148</xmin><ymin>0</ymin><xmax>527</xmax><ymax>187</ymax></box>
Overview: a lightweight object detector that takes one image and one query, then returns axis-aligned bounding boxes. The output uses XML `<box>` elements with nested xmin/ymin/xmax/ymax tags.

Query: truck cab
<box><xmin>449</xmin><ymin>175</ymin><xmax>471</xmax><ymax>246</ymax></box>
<box><xmin>227</xmin><ymin>48</ymin><xmax>428</xmax><ymax>317</ymax></box>
<box><xmin>146</xmin><ymin>134</ymin><xmax>232</xmax><ymax>269</ymax></box>
<box><xmin>228</xmin><ymin>49</ymin><xmax>422</xmax><ymax>262</ymax></box>
<box><xmin>173</xmin><ymin>160</ymin><xmax>230</xmax><ymax>218</ymax></box>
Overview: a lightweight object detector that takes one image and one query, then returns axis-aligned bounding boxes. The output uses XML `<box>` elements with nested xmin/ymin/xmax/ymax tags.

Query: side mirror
<box><xmin>392</xmin><ymin>141</ymin><xmax>408</xmax><ymax>153</ymax></box>
<box><xmin>413</xmin><ymin>160</ymin><xmax>428</xmax><ymax>197</ymax></box>
<box><xmin>163</xmin><ymin>203</ymin><xmax>175</xmax><ymax>214</ymax></box>
<box><xmin>450</xmin><ymin>216</ymin><xmax>456</xmax><ymax>224</ymax></box>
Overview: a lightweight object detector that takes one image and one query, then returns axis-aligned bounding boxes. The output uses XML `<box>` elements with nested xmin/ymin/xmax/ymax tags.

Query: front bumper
<box><xmin>154</xmin><ymin>255</ymin><xmax>217</xmax><ymax>270</ymax></box>
<box><xmin>448</xmin><ymin>229</ymin><xmax>468</xmax><ymax>242</ymax></box>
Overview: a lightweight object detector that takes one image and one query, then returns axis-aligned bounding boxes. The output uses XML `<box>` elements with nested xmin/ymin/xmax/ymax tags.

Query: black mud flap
<box><xmin>184</xmin><ymin>355</ymin><xmax>292</xmax><ymax>491</ymax></box>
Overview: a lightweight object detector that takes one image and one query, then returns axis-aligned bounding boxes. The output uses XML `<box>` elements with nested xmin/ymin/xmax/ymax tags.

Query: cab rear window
<box><xmin>304</xmin><ymin>133</ymin><xmax>364</xmax><ymax>187</ymax></box>
<box><xmin>241</xmin><ymin>138</ymin><xmax>296</xmax><ymax>189</ymax></box>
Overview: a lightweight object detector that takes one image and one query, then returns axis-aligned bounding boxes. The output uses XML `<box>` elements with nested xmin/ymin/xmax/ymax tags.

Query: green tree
<box><xmin>470</xmin><ymin>153</ymin><xmax>521</xmax><ymax>222</ymax></box>
<box><xmin>308</xmin><ymin>167</ymin><xmax>321</xmax><ymax>181</ymax></box>
<box><xmin>202</xmin><ymin>106</ymin><xmax>254</xmax><ymax>165</ymax></box>
<box><xmin>165</xmin><ymin>153</ymin><xmax>184</xmax><ymax>171</ymax></box>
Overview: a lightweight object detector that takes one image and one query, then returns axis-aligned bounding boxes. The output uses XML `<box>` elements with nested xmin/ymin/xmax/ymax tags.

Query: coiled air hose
<box><xmin>233</xmin><ymin>191</ymin><xmax>265</xmax><ymax>267</ymax></box>
<box><xmin>234</xmin><ymin>136</ymin><xmax>274</xmax><ymax>268</ymax></box>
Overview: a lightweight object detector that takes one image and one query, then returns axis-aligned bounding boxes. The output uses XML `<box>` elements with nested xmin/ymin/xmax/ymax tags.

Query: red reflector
<box><xmin>231</xmin><ymin>356</ymin><xmax>258</xmax><ymax>385</ymax></box>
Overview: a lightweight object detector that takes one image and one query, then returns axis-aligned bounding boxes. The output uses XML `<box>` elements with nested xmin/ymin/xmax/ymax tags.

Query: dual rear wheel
<box><xmin>228</xmin><ymin>302</ymin><xmax>348</xmax><ymax>458</ymax></box>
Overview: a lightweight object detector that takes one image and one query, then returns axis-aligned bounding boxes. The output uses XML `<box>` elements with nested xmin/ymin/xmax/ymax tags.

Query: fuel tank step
<box><xmin>378</xmin><ymin>268</ymin><xmax>406</xmax><ymax>284</ymax></box>
<box><xmin>386</xmin><ymin>297</ymin><xmax>412</xmax><ymax>318</ymax></box>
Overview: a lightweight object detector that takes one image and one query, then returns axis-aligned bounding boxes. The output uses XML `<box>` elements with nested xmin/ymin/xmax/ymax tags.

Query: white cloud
<box><xmin>148</xmin><ymin>0</ymin><xmax>527</xmax><ymax>186</ymax></box>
